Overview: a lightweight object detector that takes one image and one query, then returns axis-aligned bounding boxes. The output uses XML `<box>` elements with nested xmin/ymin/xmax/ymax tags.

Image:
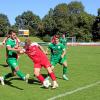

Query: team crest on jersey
<box><xmin>58</xmin><ymin>46</ymin><xmax>60</xmax><ymax>49</ymax></box>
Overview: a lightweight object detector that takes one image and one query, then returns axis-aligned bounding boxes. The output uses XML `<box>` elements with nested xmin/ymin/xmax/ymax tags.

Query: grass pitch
<box><xmin>0</xmin><ymin>45</ymin><xmax>100</xmax><ymax>100</ymax></box>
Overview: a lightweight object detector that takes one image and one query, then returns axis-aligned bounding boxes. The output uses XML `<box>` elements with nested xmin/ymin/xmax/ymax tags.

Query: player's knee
<box><xmin>12</xmin><ymin>71</ymin><xmax>16</xmax><ymax>76</ymax></box>
<box><xmin>34</xmin><ymin>71</ymin><xmax>40</xmax><ymax>77</ymax></box>
<box><xmin>47</xmin><ymin>67</ymin><xmax>52</xmax><ymax>73</ymax></box>
<box><xmin>15</xmin><ymin>66</ymin><xmax>19</xmax><ymax>72</ymax></box>
<box><xmin>63</xmin><ymin>62</ymin><xmax>67</xmax><ymax>67</ymax></box>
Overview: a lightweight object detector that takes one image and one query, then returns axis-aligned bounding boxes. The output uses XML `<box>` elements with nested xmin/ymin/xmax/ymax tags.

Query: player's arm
<box><xmin>2</xmin><ymin>37</ymin><xmax>8</xmax><ymax>45</ymax></box>
<box><xmin>61</xmin><ymin>44</ymin><xmax>66</xmax><ymax>58</ymax></box>
<box><xmin>15</xmin><ymin>37</ymin><xmax>21</xmax><ymax>48</ymax></box>
<box><xmin>18</xmin><ymin>49</ymin><xmax>26</xmax><ymax>54</ymax></box>
<box><xmin>61</xmin><ymin>48</ymin><xmax>66</xmax><ymax>58</ymax></box>
<box><xmin>45</xmin><ymin>48</ymin><xmax>50</xmax><ymax>55</ymax></box>
<box><xmin>38</xmin><ymin>45</ymin><xmax>46</xmax><ymax>54</ymax></box>
<box><xmin>7</xmin><ymin>45</ymin><xmax>21</xmax><ymax>52</ymax></box>
<box><xmin>45</xmin><ymin>43</ymin><xmax>51</xmax><ymax>55</ymax></box>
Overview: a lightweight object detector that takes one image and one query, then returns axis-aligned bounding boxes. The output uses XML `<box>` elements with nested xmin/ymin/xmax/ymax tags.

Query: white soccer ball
<box><xmin>43</xmin><ymin>80</ymin><xmax>51</xmax><ymax>88</ymax></box>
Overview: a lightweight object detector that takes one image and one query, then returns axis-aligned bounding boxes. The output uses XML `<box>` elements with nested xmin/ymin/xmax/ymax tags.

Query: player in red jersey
<box><xmin>19</xmin><ymin>38</ymin><xmax>58</xmax><ymax>88</ymax></box>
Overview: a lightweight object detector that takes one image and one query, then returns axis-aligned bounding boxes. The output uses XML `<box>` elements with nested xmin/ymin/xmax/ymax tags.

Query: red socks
<box><xmin>49</xmin><ymin>72</ymin><xmax>56</xmax><ymax>81</ymax></box>
<box><xmin>37</xmin><ymin>74</ymin><xmax>45</xmax><ymax>83</ymax></box>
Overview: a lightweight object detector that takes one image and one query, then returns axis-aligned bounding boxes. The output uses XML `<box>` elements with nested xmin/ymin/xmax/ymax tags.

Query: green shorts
<box><xmin>51</xmin><ymin>55</ymin><xmax>67</xmax><ymax>66</ymax></box>
<box><xmin>7</xmin><ymin>58</ymin><xmax>18</xmax><ymax>70</ymax></box>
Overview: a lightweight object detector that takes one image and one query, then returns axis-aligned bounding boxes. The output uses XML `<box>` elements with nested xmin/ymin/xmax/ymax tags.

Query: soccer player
<box><xmin>19</xmin><ymin>38</ymin><xmax>58</xmax><ymax>89</ymax></box>
<box><xmin>0</xmin><ymin>30</ymin><xmax>29</xmax><ymax>85</ymax></box>
<box><xmin>46</xmin><ymin>34</ymin><xmax>69</xmax><ymax>80</ymax></box>
<box><xmin>2</xmin><ymin>33</ymin><xmax>20</xmax><ymax>47</ymax></box>
<box><xmin>60</xmin><ymin>33</ymin><xmax>67</xmax><ymax>46</ymax></box>
<box><xmin>2</xmin><ymin>31</ymin><xmax>21</xmax><ymax>67</ymax></box>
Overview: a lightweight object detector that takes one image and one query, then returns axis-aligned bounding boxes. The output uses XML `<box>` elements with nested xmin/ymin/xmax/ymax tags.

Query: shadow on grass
<box><xmin>28</xmin><ymin>73</ymin><xmax>48</xmax><ymax>86</ymax></box>
<box><xmin>3</xmin><ymin>73</ymin><xmax>50</xmax><ymax>90</ymax></box>
<box><xmin>56</xmin><ymin>76</ymin><xmax>63</xmax><ymax>80</ymax></box>
<box><xmin>4</xmin><ymin>79</ymin><xmax>24</xmax><ymax>90</ymax></box>
<box><xmin>28</xmin><ymin>78</ymin><xmax>41</xmax><ymax>85</ymax></box>
<box><xmin>0</xmin><ymin>63</ymin><xmax>8</xmax><ymax>67</ymax></box>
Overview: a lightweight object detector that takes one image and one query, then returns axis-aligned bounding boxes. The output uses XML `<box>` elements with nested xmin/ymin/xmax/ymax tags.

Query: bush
<box><xmin>42</xmin><ymin>35</ymin><xmax>51</xmax><ymax>42</ymax></box>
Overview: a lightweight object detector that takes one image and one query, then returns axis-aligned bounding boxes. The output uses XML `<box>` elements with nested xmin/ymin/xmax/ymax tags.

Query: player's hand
<box><xmin>18</xmin><ymin>49</ymin><xmax>25</xmax><ymax>54</ymax></box>
<box><xmin>61</xmin><ymin>55</ymin><xmax>64</xmax><ymax>58</ymax></box>
<box><xmin>45</xmin><ymin>51</ymin><xmax>48</xmax><ymax>55</ymax></box>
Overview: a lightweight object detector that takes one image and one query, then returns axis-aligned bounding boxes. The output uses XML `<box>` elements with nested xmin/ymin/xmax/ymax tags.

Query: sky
<box><xmin>0</xmin><ymin>0</ymin><xmax>100</xmax><ymax>25</ymax></box>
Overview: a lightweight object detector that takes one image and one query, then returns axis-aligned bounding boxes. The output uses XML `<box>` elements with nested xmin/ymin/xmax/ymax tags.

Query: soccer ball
<box><xmin>43</xmin><ymin>80</ymin><xmax>51</xmax><ymax>88</ymax></box>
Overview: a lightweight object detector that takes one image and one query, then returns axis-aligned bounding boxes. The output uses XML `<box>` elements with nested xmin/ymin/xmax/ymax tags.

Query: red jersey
<box><xmin>24</xmin><ymin>43</ymin><xmax>51</xmax><ymax>68</ymax></box>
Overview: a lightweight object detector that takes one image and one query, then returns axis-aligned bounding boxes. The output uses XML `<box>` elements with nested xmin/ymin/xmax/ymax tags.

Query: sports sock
<box><xmin>16</xmin><ymin>70</ymin><xmax>25</xmax><ymax>80</ymax></box>
<box><xmin>37</xmin><ymin>74</ymin><xmax>45</xmax><ymax>83</ymax></box>
<box><xmin>49</xmin><ymin>72</ymin><xmax>56</xmax><ymax>81</ymax></box>
<box><xmin>63</xmin><ymin>67</ymin><xmax>68</xmax><ymax>75</ymax></box>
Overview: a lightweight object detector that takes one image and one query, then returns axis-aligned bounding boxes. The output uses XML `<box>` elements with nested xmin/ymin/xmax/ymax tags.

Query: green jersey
<box><xmin>60</xmin><ymin>37</ymin><xmax>67</xmax><ymax>47</ymax></box>
<box><xmin>48</xmin><ymin>43</ymin><xmax>65</xmax><ymax>59</ymax></box>
<box><xmin>6</xmin><ymin>38</ymin><xmax>17</xmax><ymax>59</ymax></box>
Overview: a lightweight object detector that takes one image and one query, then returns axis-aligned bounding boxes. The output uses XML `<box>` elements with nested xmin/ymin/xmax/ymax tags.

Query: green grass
<box><xmin>0</xmin><ymin>46</ymin><xmax>100</xmax><ymax>100</ymax></box>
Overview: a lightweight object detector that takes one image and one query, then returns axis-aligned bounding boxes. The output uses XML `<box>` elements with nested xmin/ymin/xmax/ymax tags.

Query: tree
<box><xmin>0</xmin><ymin>14</ymin><xmax>10</xmax><ymax>36</ymax></box>
<box><xmin>92</xmin><ymin>16</ymin><xmax>100</xmax><ymax>41</ymax></box>
<box><xmin>15</xmin><ymin>11</ymin><xmax>41</xmax><ymax>36</ymax></box>
<box><xmin>67</xmin><ymin>1</ymin><xmax>94</xmax><ymax>41</ymax></box>
<box><xmin>68</xmin><ymin>1</ymin><xmax>84</xmax><ymax>14</ymax></box>
<box><xmin>53</xmin><ymin>3</ymin><xmax>70</xmax><ymax>34</ymax></box>
<box><xmin>98</xmin><ymin>8</ymin><xmax>100</xmax><ymax>16</ymax></box>
<box><xmin>42</xmin><ymin>8</ymin><xmax>57</xmax><ymax>36</ymax></box>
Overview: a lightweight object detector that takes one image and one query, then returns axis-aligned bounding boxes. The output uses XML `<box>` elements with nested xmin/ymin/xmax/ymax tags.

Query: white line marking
<box><xmin>48</xmin><ymin>81</ymin><xmax>100</xmax><ymax>100</ymax></box>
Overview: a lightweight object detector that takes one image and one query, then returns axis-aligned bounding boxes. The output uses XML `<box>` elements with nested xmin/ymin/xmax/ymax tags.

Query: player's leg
<box><xmin>8</xmin><ymin>59</ymin><xmax>29</xmax><ymax>82</ymax></box>
<box><xmin>34</xmin><ymin>65</ymin><xmax>45</xmax><ymax>84</ymax></box>
<box><xmin>46</xmin><ymin>66</ymin><xmax>58</xmax><ymax>89</ymax></box>
<box><xmin>43</xmin><ymin>57</ymin><xmax>58</xmax><ymax>89</ymax></box>
<box><xmin>0</xmin><ymin>59</ymin><xmax>14</xmax><ymax>85</ymax></box>
<box><xmin>60</xmin><ymin>56</ymin><xmax>69</xmax><ymax>80</ymax></box>
<box><xmin>0</xmin><ymin>76</ymin><xmax>5</xmax><ymax>85</ymax></box>
<box><xmin>45</xmin><ymin>59</ymin><xmax>57</xmax><ymax>80</ymax></box>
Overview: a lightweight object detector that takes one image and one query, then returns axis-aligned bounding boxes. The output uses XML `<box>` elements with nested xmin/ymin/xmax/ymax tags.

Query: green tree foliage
<box><xmin>42</xmin><ymin>8</ymin><xmax>57</xmax><ymax>36</ymax></box>
<box><xmin>15</xmin><ymin>11</ymin><xmax>41</xmax><ymax>36</ymax></box>
<box><xmin>92</xmin><ymin>16</ymin><xmax>100</xmax><ymax>41</ymax></box>
<box><xmin>0</xmin><ymin>1</ymin><xmax>99</xmax><ymax>41</ymax></box>
<box><xmin>98</xmin><ymin>8</ymin><xmax>100</xmax><ymax>16</ymax></box>
<box><xmin>75</xmin><ymin>12</ymin><xmax>94</xmax><ymax>41</ymax></box>
<box><xmin>42</xmin><ymin>1</ymin><xmax>94</xmax><ymax>42</ymax></box>
<box><xmin>68</xmin><ymin>1</ymin><xmax>84</xmax><ymax>14</ymax></box>
<box><xmin>67</xmin><ymin>1</ymin><xmax>94</xmax><ymax>41</ymax></box>
<box><xmin>53</xmin><ymin>3</ymin><xmax>69</xmax><ymax>34</ymax></box>
<box><xmin>0</xmin><ymin>14</ymin><xmax>10</xmax><ymax>36</ymax></box>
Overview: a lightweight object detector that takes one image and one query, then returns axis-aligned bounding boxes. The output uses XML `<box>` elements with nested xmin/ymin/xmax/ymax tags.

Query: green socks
<box><xmin>63</xmin><ymin>67</ymin><xmax>68</xmax><ymax>75</ymax></box>
<box><xmin>3</xmin><ymin>70</ymin><xmax>25</xmax><ymax>80</ymax></box>
<box><xmin>16</xmin><ymin>70</ymin><xmax>25</xmax><ymax>80</ymax></box>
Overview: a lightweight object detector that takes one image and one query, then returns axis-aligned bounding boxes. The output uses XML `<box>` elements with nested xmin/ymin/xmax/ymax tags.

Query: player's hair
<box><xmin>51</xmin><ymin>34</ymin><xmax>60</xmax><ymax>43</ymax></box>
<box><xmin>25</xmin><ymin>38</ymin><xmax>31</xmax><ymax>45</ymax></box>
<box><xmin>8</xmin><ymin>30</ymin><xmax>16</xmax><ymax>35</ymax></box>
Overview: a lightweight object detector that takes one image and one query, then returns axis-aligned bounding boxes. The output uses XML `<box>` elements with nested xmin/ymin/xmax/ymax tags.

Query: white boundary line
<box><xmin>48</xmin><ymin>81</ymin><xmax>100</xmax><ymax>100</ymax></box>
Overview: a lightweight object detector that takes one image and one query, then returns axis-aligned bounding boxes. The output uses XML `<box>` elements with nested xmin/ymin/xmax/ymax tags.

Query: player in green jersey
<box><xmin>0</xmin><ymin>30</ymin><xmax>29</xmax><ymax>85</ymax></box>
<box><xmin>46</xmin><ymin>35</ymin><xmax>69</xmax><ymax>80</ymax></box>
<box><xmin>60</xmin><ymin>33</ymin><xmax>67</xmax><ymax>46</ymax></box>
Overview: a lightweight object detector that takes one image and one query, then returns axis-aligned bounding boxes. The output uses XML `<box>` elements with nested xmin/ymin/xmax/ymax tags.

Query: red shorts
<box><xmin>33</xmin><ymin>56</ymin><xmax>51</xmax><ymax>68</ymax></box>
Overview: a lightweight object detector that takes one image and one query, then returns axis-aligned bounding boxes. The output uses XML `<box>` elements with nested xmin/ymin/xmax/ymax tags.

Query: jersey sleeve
<box><xmin>61</xmin><ymin>44</ymin><xmax>66</xmax><ymax>51</ymax></box>
<box><xmin>31</xmin><ymin>42</ymin><xmax>39</xmax><ymax>46</ymax></box>
<box><xmin>48</xmin><ymin>43</ymin><xmax>52</xmax><ymax>49</ymax></box>
<box><xmin>6</xmin><ymin>39</ymin><xmax>11</xmax><ymax>47</ymax></box>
